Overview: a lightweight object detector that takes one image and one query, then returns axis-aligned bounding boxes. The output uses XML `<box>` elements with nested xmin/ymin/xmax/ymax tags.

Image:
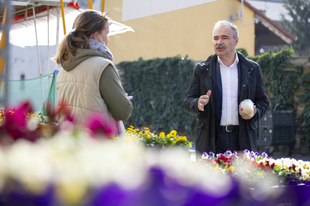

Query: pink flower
<box><xmin>0</xmin><ymin>101</ymin><xmax>39</xmax><ymax>142</ymax></box>
<box><xmin>84</xmin><ymin>113</ymin><xmax>120</xmax><ymax>138</ymax></box>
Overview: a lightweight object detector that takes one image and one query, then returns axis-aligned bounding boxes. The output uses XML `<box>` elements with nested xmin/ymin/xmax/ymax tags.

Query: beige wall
<box><xmin>106</xmin><ymin>0</ymin><xmax>255</xmax><ymax>64</ymax></box>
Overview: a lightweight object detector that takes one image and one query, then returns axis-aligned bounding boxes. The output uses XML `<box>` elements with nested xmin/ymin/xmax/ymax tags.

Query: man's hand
<box><xmin>198</xmin><ymin>90</ymin><xmax>212</xmax><ymax>111</ymax></box>
<box><xmin>239</xmin><ymin>104</ymin><xmax>257</xmax><ymax>119</ymax></box>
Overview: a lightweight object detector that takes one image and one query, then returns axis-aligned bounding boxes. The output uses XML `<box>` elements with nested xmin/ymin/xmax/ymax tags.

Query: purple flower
<box><xmin>249</xmin><ymin>152</ymin><xmax>255</xmax><ymax>159</ymax></box>
<box><xmin>209</xmin><ymin>152</ymin><xmax>215</xmax><ymax>158</ymax></box>
<box><xmin>232</xmin><ymin>151</ymin><xmax>238</xmax><ymax>158</ymax></box>
<box><xmin>261</xmin><ymin>152</ymin><xmax>268</xmax><ymax>158</ymax></box>
<box><xmin>203</xmin><ymin>152</ymin><xmax>209</xmax><ymax>158</ymax></box>
<box><xmin>225</xmin><ymin>150</ymin><xmax>232</xmax><ymax>158</ymax></box>
<box><xmin>243</xmin><ymin>149</ymin><xmax>250</xmax><ymax>154</ymax></box>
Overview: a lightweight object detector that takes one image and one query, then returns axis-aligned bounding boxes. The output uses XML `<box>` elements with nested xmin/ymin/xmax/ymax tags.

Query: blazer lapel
<box><xmin>214</xmin><ymin>60</ymin><xmax>222</xmax><ymax>125</ymax></box>
<box><xmin>203</xmin><ymin>62</ymin><xmax>215</xmax><ymax>112</ymax></box>
<box><xmin>215</xmin><ymin>62</ymin><xmax>222</xmax><ymax>98</ymax></box>
<box><xmin>239</xmin><ymin>61</ymin><xmax>252</xmax><ymax>101</ymax></box>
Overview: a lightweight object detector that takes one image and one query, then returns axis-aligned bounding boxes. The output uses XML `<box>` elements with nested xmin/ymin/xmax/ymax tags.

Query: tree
<box><xmin>280</xmin><ymin>0</ymin><xmax>310</xmax><ymax>57</ymax></box>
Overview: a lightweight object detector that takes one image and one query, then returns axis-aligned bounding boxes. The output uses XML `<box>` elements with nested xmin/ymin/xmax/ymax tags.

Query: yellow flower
<box><xmin>179</xmin><ymin>136</ymin><xmax>188</xmax><ymax>141</ymax></box>
<box><xmin>225</xmin><ymin>165</ymin><xmax>234</xmax><ymax>173</ymax></box>
<box><xmin>169</xmin><ymin>130</ymin><xmax>177</xmax><ymax>137</ymax></box>
<box><xmin>159</xmin><ymin>132</ymin><xmax>165</xmax><ymax>138</ymax></box>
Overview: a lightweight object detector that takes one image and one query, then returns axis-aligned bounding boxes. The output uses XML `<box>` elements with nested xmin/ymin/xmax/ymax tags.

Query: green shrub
<box><xmin>118</xmin><ymin>56</ymin><xmax>196</xmax><ymax>136</ymax></box>
<box><xmin>236</xmin><ymin>48</ymin><xmax>248</xmax><ymax>57</ymax></box>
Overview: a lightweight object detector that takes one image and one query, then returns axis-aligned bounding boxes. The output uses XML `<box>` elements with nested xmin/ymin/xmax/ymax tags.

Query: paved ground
<box><xmin>272</xmin><ymin>152</ymin><xmax>310</xmax><ymax>162</ymax></box>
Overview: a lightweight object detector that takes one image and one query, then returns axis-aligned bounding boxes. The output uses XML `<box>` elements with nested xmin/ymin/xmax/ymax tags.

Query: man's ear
<box><xmin>235</xmin><ymin>37</ymin><xmax>239</xmax><ymax>46</ymax></box>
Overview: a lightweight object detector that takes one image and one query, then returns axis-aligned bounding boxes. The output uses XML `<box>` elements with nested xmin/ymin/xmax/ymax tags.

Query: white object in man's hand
<box><xmin>239</xmin><ymin>99</ymin><xmax>256</xmax><ymax>119</ymax></box>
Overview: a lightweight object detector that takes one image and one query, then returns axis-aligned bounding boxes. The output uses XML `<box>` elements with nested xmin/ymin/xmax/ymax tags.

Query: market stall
<box><xmin>0</xmin><ymin>0</ymin><xmax>134</xmax><ymax>112</ymax></box>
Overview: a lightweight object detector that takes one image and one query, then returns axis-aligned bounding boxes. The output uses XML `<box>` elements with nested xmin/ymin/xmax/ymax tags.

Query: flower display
<box><xmin>125</xmin><ymin>126</ymin><xmax>192</xmax><ymax>149</ymax></box>
<box><xmin>200</xmin><ymin>149</ymin><xmax>310</xmax><ymax>187</ymax></box>
<box><xmin>0</xmin><ymin>133</ymin><xmax>309</xmax><ymax>205</ymax></box>
<box><xmin>0</xmin><ymin>101</ymin><xmax>310</xmax><ymax>205</ymax></box>
<box><xmin>0</xmin><ymin>133</ymin><xmax>241</xmax><ymax>206</ymax></box>
<box><xmin>0</xmin><ymin>101</ymin><xmax>122</xmax><ymax>144</ymax></box>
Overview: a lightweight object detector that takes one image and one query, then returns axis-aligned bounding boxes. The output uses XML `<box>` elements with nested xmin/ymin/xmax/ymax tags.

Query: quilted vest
<box><xmin>56</xmin><ymin>56</ymin><xmax>125</xmax><ymax>135</ymax></box>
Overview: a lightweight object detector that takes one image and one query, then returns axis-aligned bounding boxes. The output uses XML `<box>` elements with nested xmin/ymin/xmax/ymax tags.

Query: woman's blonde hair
<box><xmin>53</xmin><ymin>10</ymin><xmax>109</xmax><ymax>64</ymax></box>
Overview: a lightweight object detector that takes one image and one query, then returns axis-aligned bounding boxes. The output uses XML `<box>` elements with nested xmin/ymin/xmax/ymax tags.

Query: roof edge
<box><xmin>240</xmin><ymin>0</ymin><xmax>297</xmax><ymax>41</ymax></box>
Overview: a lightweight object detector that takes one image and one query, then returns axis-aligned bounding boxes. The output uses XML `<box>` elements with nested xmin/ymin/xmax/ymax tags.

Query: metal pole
<box><xmin>0</xmin><ymin>1</ymin><xmax>11</xmax><ymax>111</ymax></box>
<box><xmin>60</xmin><ymin>0</ymin><xmax>66</xmax><ymax>35</ymax></box>
<box><xmin>47</xmin><ymin>6</ymin><xmax>51</xmax><ymax>91</ymax></box>
<box><xmin>32</xmin><ymin>6</ymin><xmax>45</xmax><ymax>108</ymax></box>
<box><xmin>4</xmin><ymin>1</ymin><xmax>11</xmax><ymax>111</ymax></box>
<box><xmin>0</xmin><ymin>8</ymin><xmax>8</xmax><ymax>93</ymax></box>
<box><xmin>89</xmin><ymin>0</ymin><xmax>93</xmax><ymax>9</ymax></box>
<box><xmin>101</xmin><ymin>0</ymin><xmax>105</xmax><ymax>13</ymax></box>
<box><xmin>54</xmin><ymin>7</ymin><xmax>60</xmax><ymax>73</ymax></box>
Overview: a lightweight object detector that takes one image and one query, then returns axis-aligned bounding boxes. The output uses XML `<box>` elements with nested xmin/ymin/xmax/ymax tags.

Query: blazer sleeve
<box><xmin>184</xmin><ymin>64</ymin><xmax>203</xmax><ymax>116</ymax></box>
<box><xmin>250</xmin><ymin>64</ymin><xmax>269</xmax><ymax>123</ymax></box>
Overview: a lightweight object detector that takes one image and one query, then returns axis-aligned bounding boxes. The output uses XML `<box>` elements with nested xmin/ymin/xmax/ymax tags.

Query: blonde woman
<box><xmin>54</xmin><ymin>10</ymin><xmax>133</xmax><ymax>136</ymax></box>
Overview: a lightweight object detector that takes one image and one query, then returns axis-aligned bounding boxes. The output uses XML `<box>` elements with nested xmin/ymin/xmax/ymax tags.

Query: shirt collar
<box><xmin>217</xmin><ymin>52</ymin><xmax>239</xmax><ymax>67</ymax></box>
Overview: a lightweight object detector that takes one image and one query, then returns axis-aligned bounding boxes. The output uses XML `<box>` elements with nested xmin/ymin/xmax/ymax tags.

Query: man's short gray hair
<box><xmin>213</xmin><ymin>20</ymin><xmax>239</xmax><ymax>39</ymax></box>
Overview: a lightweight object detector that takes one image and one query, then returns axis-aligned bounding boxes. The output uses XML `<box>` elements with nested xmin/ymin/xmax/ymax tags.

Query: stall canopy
<box><xmin>3</xmin><ymin>0</ymin><xmax>134</xmax><ymax>47</ymax></box>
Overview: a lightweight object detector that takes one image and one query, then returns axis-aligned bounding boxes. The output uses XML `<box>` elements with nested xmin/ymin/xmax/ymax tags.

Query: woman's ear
<box><xmin>90</xmin><ymin>32</ymin><xmax>98</xmax><ymax>39</ymax></box>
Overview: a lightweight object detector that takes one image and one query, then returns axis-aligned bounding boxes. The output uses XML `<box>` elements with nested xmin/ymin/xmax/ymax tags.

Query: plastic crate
<box><xmin>273</xmin><ymin>108</ymin><xmax>296</xmax><ymax>145</ymax></box>
<box><xmin>259</xmin><ymin>111</ymin><xmax>273</xmax><ymax>128</ymax></box>
<box><xmin>258</xmin><ymin>127</ymin><xmax>273</xmax><ymax>145</ymax></box>
<box><xmin>257</xmin><ymin>104</ymin><xmax>296</xmax><ymax>149</ymax></box>
<box><xmin>257</xmin><ymin>111</ymin><xmax>273</xmax><ymax>146</ymax></box>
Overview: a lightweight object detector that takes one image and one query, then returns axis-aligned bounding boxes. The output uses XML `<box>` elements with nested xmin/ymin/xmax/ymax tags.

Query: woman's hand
<box><xmin>126</xmin><ymin>93</ymin><xmax>133</xmax><ymax>100</ymax></box>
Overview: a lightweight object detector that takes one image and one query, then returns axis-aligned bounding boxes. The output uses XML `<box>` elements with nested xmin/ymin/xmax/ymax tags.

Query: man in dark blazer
<box><xmin>184</xmin><ymin>20</ymin><xmax>269</xmax><ymax>159</ymax></box>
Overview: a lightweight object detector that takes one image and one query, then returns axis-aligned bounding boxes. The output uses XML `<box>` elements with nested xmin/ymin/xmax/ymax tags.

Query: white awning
<box><xmin>5</xmin><ymin>6</ymin><xmax>134</xmax><ymax>47</ymax></box>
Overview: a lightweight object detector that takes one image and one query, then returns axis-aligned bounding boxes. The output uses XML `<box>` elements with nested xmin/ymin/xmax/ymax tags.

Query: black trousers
<box><xmin>216</xmin><ymin>130</ymin><xmax>240</xmax><ymax>154</ymax></box>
